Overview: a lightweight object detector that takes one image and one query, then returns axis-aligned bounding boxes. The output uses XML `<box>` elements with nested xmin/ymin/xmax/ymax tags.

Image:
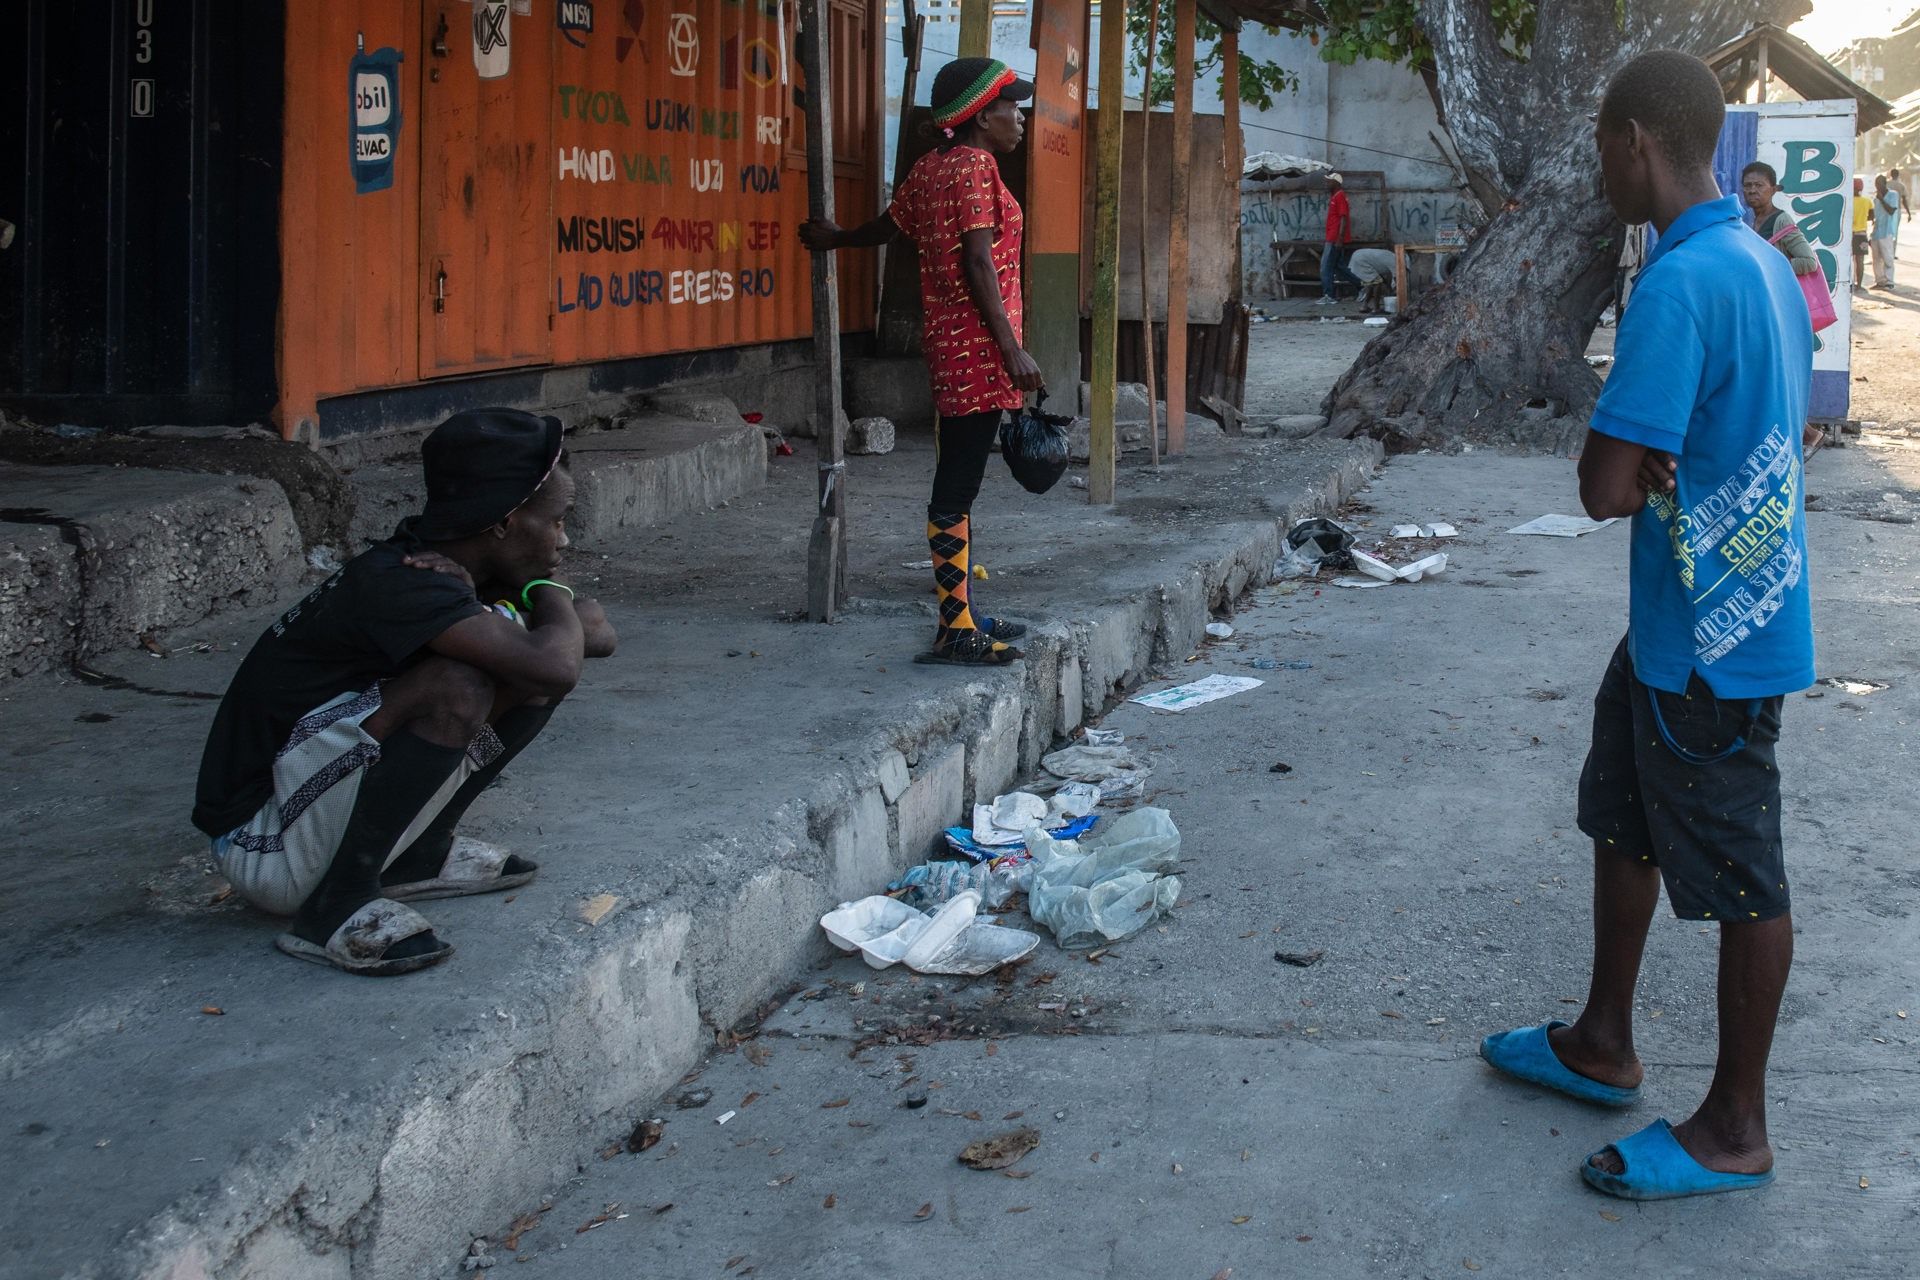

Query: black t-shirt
<box><xmin>191</xmin><ymin>524</ymin><xmax>486</xmax><ymax>836</ymax></box>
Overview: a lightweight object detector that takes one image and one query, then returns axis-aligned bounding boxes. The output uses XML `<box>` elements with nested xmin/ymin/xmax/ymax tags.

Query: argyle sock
<box><xmin>294</xmin><ymin>730</ymin><xmax>467</xmax><ymax>942</ymax></box>
<box><xmin>928</xmin><ymin>509</ymin><xmax>980</xmax><ymax>644</ymax></box>
<box><xmin>380</xmin><ymin>704</ymin><xmax>556</xmax><ymax>886</ymax></box>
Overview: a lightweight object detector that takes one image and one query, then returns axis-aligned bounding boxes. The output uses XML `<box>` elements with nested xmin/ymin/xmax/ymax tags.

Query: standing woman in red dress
<box><xmin>801</xmin><ymin>57</ymin><xmax>1042</xmax><ymax>667</ymax></box>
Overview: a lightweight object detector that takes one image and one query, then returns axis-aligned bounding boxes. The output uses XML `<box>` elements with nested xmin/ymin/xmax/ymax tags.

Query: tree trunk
<box><xmin>1320</xmin><ymin>0</ymin><xmax>1811</xmax><ymax>452</ymax></box>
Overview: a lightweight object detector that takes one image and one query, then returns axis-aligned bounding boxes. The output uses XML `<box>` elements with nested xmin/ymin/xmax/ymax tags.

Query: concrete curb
<box><xmin>122</xmin><ymin>442</ymin><xmax>1382</xmax><ymax>1280</ymax></box>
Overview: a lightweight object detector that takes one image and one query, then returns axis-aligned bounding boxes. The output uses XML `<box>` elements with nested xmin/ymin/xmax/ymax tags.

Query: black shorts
<box><xmin>1576</xmin><ymin>637</ymin><xmax>1790</xmax><ymax>922</ymax></box>
<box><xmin>1854</xmin><ymin>232</ymin><xmax>1873</xmax><ymax>256</ymax></box>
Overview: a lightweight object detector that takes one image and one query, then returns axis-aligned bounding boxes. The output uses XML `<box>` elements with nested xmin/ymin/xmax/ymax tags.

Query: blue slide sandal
<box><xmin>1582</xmin><ymin>1118</ymin><xmax>1776</xmax><ymax>1200</ymax></box>
<box><xmin>1479</xmin><ymin>1019</ymin><xmax>1642</xmax><ymax>1107</ymax></box>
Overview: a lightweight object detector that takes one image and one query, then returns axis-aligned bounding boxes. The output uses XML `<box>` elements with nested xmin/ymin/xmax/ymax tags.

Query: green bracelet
<box><xmin>520</xmin><ymin>578</ymin><xmax>575</xmax><ymax>609</ymax></box>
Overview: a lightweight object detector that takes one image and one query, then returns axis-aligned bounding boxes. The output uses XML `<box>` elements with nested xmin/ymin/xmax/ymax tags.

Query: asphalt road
<box><xmin>479</xmin><ymin>428</ymin><xmax>1920</xmax><ymax>1278</ymax></box>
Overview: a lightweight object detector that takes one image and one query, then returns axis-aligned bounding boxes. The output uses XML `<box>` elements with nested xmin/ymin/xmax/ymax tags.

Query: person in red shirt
<box><xmin>1317</xmin><ymin>171</ymin><xmax>1362</xmax><ymax>304</ymax></box>
<box><xmin>802</xmin><ymin>58</ymin><xmax>1041</xmax><ymax>666</ymax></box>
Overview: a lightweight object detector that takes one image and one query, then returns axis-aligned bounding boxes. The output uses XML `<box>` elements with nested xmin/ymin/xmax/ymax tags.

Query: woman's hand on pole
<box><xmin>798</xmin><ymin>220</ymin><xmax>844</xmax><ymax>252</ymax></box>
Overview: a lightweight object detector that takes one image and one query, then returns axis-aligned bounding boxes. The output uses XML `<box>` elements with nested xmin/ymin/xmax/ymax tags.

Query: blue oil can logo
<box><xmin>350</xmin><ymin>47</ymin><xmax>402</xmax><ymax>194</ymax></box>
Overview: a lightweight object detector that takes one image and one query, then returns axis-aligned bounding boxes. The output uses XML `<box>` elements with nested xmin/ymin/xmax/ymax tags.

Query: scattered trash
<box><xmin>1274</xmin><ymin>949</ymin><xmax>1325</xmax><ymax>967</ymax></box>
<box><xmin>889</xmin><ymin>857</ymin><xmax>1029</xmax><ymax>909</ymax></box>
<box><xmin>307</xmin><ymin>546</ymin><xmax>345</xmax><ymax>574</ymax></box>
<box><xmin>1588</xmin><ymin>354</ymin><xmax>1614</xmax><ymax>367</ymax></box>
<box><xmin>1069</xmin><ymin>474</ymin><xmax>1089</xmax><ymax>490</ymax></box>
<box><xmin>1332</xmin><ymin>577</ymin><xmax>1389</xmax><ymax>589</ymax></box>
<box><xmin>1819</xmin><ymin>677</ymin><xmax>1888</xmax><ymax>695</ymax></box>
<box><xmin>1082</xmin><ymin>727</ymin><xmax>1124</xmax><ymax>747</ymax></box>
<box><xmin>972</xmin><ymin>565</ymin><xmax>990</xmax><ymax>581</ymax></box>
<box><xmin>1131</xmin><ymin>674</ymin><xmax>1264</xmax><ymax>711</ymax></box>
<box><xmin>905</xmin><ymin>1095</ymin><xmax>929</xmax><ymax>1109</ymax></box>
<box><xmin>463</xmin><ymin>1240</ymin><xmax>497</xmax><ymax>1271</ymax></box>
<box><xmin>675</xmin><ymin>1089</ymin><xmax>713</xmax><ymax>1109</ymax></box>
<box><xmin>1351</xmin><ymin>549</ymin><xmax>1448</xmax><ymax>583</ymax></box>
<box><xmin>1805</xmin><ymin>689</ymin><xmax>1825</xmax><ymax>699</ymax></box>
<box><xmin>1507</xmin><ymin>514</ymin><xmax>1618</xmax><ymax>538</ymax></box>
<box><xmin>574</xmin><ymin>893</ymin><xmax>622</xmax><ymax>927</ymax></box>
<box><xmin>1205</xmin><ymin>621</ymin><xmax>1235</xmax><ymax>640</ymax></box>
<box><xmin>1026</xmin><ymin>808</ymin><xmax>1183</xmax><ymax>949</ymax></box>
<box><xmin>1269</xmin><ymin>762</ymin><xmax>1292</xmax><ymax>773</ymax></box>
<box><xmin>1363</xmin><ymin>316</ymin><xmax>1389</xmax><ymax>327</ymax></box>
<box><xmin>820</xmin><ymin>891</ymin><xmax>1040</xmax><ymax>974</ymax></box>
<box><xmin>959</xmin><ymin>1127</ymin><xmax>1042</xmax><ymax>1171</ymax></box>
<box><xmin>1276</xmin><ymin>517</ymin><xmax>1356</xmax><ymax>578</ymax></box>
<box><xmin>200</xmin><ymin>1006</ymin><xmax>224</xmax><ymax>1016</ymax></box>
<box><xmin>627</xmin><ymin>1119</ymin><xmax>665</xmax><ymax>1153</ymax></box>
<box><xmin>1391</xmin><ymin>522</ymin><xmax>1457</xmax><ymax>539</ymax></box>
<box><xmin>902</xmin><ymin>559</ymin><xmax>934</xmax><ymax>569</ymax></box>
<box><xmin>1039</xmin><ymin>744</ymin><xmax>1150</xmax><ymax>804</ymax></box>
<box><xmin>716</xmin><ymin>1111</ymin><xmax>737</xmax><ymax>1125</ymax></box>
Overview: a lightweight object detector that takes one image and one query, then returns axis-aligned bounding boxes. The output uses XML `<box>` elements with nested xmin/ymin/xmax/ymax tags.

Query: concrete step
<box><xmin>0</xmin><ymin>462</ymin><xmax>305</xmax><ymax>677</ymax></box>
<box><xmin>345</xmin><ymin>418</ymin><xmax>768</xmax><ymax>551</ymax></box>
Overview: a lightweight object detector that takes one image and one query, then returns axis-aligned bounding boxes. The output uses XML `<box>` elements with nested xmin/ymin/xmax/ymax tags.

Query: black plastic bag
<box><xmin>1000</xmin><ymin>396</ymin><xmax>1072</xmax><ymax>495</ymax></box>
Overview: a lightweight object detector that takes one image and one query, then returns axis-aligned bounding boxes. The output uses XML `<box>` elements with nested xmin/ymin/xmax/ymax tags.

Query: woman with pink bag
<box><xmin>1741</xmin><ymin>161</ymin><xmax>1832</xmax><ymax>457</ymax></box>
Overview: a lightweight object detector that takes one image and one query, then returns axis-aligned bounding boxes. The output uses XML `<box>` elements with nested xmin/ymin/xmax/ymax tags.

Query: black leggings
<box><xmin>929</xmin><ymin>410</ymin><xmax>1002</xmax><ymax>512</ymax></box>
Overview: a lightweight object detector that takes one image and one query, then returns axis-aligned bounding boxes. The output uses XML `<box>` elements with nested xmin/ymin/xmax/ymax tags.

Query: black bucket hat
<box><xmin>414</xmin><ymin>408</ymin><xmax>564</xmax><ymax>541</ymax></box>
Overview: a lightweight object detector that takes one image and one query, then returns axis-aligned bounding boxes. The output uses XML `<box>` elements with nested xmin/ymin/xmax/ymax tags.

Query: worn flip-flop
<box><xmin>384</xmin><ymin>837</ymin><xmax>538</xmax><ymax>902</ymax></box>
<box><xmin>1479</xmin><ymin>1019</ymin><xmax>1642</xmax><ymax>1107</ymax></box>
<box><xmin>1582</xmin><ymin>1118</ymin><xmax>1776</xmax><ymax>1200</ymax></box>
<box><xmin>275</xmin><ymin>898</ymin><xmax>453</xmax><ymax>976</ymax></box>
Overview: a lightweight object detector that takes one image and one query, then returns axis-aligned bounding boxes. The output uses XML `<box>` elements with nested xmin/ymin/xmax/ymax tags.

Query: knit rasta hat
<box><xmin>930</xmin><ymin>57</ymin><xmax>1033</xmax><ymax>132</ymax></box>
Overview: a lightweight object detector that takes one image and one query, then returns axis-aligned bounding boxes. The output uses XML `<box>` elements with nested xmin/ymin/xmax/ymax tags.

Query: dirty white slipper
<box><xmin>383</xmin><ymin>837</ymin><xmax>538</xmax><ymax>902</ymax></box>
<box><xmin>275</xmin><ymin>898</ymin><xmax>453</xmax><ymax>976</ymax></box>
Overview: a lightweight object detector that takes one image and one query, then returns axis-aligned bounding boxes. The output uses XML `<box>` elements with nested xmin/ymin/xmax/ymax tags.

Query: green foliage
<box><xmin>1123</xmin><ymin>0</ymin><xmax>1541</xmax><ymax>113</ymax></box>
<box><xmin>1313</xmin><ymin>0</ymin><xmax>1536</xmax><ymax>72</ymax></box>
<box><xmin>1123</xmin><ymin>1</ymin><xmax>1298</xmax><ymax>111</ymax></box>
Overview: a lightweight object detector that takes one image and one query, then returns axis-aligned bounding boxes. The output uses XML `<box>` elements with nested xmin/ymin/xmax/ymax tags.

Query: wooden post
<box><xmin>1754</xmin><ymin>35</ymin><xmax>1769</xmax><ymax>104</ymax></box>
<box><xmin>802</xmin><ymin>0</ymin><xmax>847</xmax><ymax>621</ymax></box>
<box><xmin>959</xmin><ymin>0</ymin><xmax>992</xmax><ymax>57</ymax></box>
<box><xmin>1137</xmin><ymin>0</ymin><xmax>1160</xmax><ymax>471</ymax></box>
<box><xmin>1220</xmin><ymin>25</ymin><xmax>1241</xmax><ymax>301</ymax></box>
<box><xmin>1087</xmin><ymin>0</ymin><xmax>1128</xmax><ymax>503</ymax></box>
<box><xmin>1165</xmin><ymin>0</ymin><xmax>1194</xmax><ymax>456</ymax></box>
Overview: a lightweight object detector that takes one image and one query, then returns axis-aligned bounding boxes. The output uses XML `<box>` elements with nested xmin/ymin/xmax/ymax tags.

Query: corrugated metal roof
<box><xmin>1706</xmin><ymin>23</ymin><xmax>1896</xmax><ymax>132</ymax></box>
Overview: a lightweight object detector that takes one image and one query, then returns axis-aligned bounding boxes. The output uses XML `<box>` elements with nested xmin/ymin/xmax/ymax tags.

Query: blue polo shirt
<box><xmin>1591</xmin><ymin>195</ymin><xmax>1814</xmax><ymax>699</ymax></box>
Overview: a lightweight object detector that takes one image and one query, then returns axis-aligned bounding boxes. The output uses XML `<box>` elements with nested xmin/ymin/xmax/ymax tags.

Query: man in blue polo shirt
<box><xmin>1479</xmin><ymin>50</ymin><xmax>1814</xmax><ymax>1201</ymax></box>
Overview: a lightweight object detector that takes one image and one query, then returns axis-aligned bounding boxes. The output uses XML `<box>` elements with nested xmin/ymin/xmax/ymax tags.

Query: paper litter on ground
<box><xmin>1333</xmin><ymin>577</ymin><xmax>1390</xmax><ymax>588</ymax></box>
<box><xmin>1507</xmin><ymin>514</ymin><xmax>1618</xmax><ymax>538</ymax></box>
<box><xmin>1130</xmin><ymin>674</ymin><xmax>1263</xmax><ymax>711</ymax></box>
<box><xmin>1082</xmin><ymin>727</ymin><xmax>1124</xmax><ymax>747</ymax></box>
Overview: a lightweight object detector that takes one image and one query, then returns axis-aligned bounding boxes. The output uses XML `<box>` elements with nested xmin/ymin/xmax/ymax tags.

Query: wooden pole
<box><xmin>1088</xmin><ymin>0</ymin><xmax>1128</xmax><ymax>504</ymax></box>
<box><xmin>1138</xmin><ymin>0</ymin><xmax>1160</xmax><ymax>471</ymax></box>
<box><xmin>959</xmin><ymin>0</ymin><xmax>991</xmax><ymax>57</ymax></box>
<box><xmin>803</xmin><ymin>0</ymin><xmax>847</xmax><ymax>621</ymax></box>
<box><xmin>1165</xmin><ymin>0</ymin><xmax>1193</xmax><ymax>455</ymax></box>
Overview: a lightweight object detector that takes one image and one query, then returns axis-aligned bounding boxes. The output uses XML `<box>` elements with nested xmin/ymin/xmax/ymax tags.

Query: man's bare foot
<box><xmin>1588</xmin><ymin>1112</ymin><xmax>1774</xmax><ymax>1176</ymax></box>
<box><xmin>1547</xmin><ymin>1021</ymin><xmax>1644</xmax><ymax>1091</ymax></box>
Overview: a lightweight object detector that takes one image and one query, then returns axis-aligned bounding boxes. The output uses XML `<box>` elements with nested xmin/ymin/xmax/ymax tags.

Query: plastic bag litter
<box><xmin>1000</xmin><ymin>397</ymin><xmax>1072</xmax><ymax>495</ymax></box>
<box><xmin>1038</xmin><ymin>744</ymin><xmax>1149</xmax><ymax>804</ymax></box>
<box><xmin>1047</xmin><ymin>781</ymin><xmax>1102</xmax><ymax>821</ymax></box>
<box><xmin>1277</xmin><ymin>516</ymin><xmax>1355</xmax><ymax>577</ymax></box>
<box><xmin>1025</xmin><ymin>808</ymin><xmax>1183</xmax><ymax>949</ymax></box>
<box><xmin>1082</xmin><ymin>727</ymin><xmax>1124</xmax><ymax>747</ymax></box>
<box><xmin>889</xmin><ymin>858</ymin><xmax>1031</xmax><ymax>910</ymax></box>
<box><xmin>822</xmin><ymin>891</ymin><xmax>1039</xmax><ymax>974</ymax></box>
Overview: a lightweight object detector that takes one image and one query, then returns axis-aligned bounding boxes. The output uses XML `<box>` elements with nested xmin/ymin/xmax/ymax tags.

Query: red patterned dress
<box><xmin>888</xmin><ymin>145</ymin><xmax>1025</xmax><ymax>417</ymax></box>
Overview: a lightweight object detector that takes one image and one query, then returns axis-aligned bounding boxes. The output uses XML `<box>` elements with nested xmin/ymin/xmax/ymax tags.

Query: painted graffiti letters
<box><xmin>620</xmin><ymin>153</ymin><xmax>673</xmax><ymax>184</ymax></box>
<box><xmin>647</xmin><ymin>99</ymin><xmax>697</xmax><ymax>131</ymax></box>
<box><xmin>755</xmin><ymin>115</ymin><xmax>783</xmax><ymax>146</ymax></box>
<box><xmin>700</xmin><ymin>109</ymin><xmax>739</xmax><ymax>140</ymax></box>
<box><xmin>738</xmin><ymin>164</ymin><xmax>779</xmax><ymax>194</ymax></box>
<box><xmin>745</xmin><ymin>219</ymin><xmax>780</xmax><ymax>251</ymax></box>
<box><xmin>670</xmin><ymin>269</ymin><xmax>736</xmax><ymax>303</ymax></box>
<box><xmin>557</xmin><ymin>214</ymin><xmax>649</xmax><ymax>253</ymax></box>
<box><xmin>559</xmin><ymin>0</ymin><xmax>595</xmax><ymax>47</ymax></box>
<box><xmin>690</xmin><ymin>158</ymin><xmax>724</xmax><ymax>191</ymax></box>
<box><xmin>558</xmin><ymin>146</ymin><xmax>617</xmax><ymax>182</ymax></box>
<box><xmin>473</xmin><ymin>0</ymin><xmax>512</xmax><ymax>78</ymax></box>
<box><xmin>558</xmin><ymin>86</ymin><xmax>631</xmax><ymax>124</ymax></box>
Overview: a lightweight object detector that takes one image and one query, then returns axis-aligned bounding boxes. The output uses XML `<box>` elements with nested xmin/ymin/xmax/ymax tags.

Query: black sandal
<box><xmin>975</xmin><ymin>613</ymin><xmax>1028</xmax><ymax>642</ymax></box>
<box><xmin>914</xmin><ymin>628</ymin><xmax>1024</xmax><ymax>666</ymax></box>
